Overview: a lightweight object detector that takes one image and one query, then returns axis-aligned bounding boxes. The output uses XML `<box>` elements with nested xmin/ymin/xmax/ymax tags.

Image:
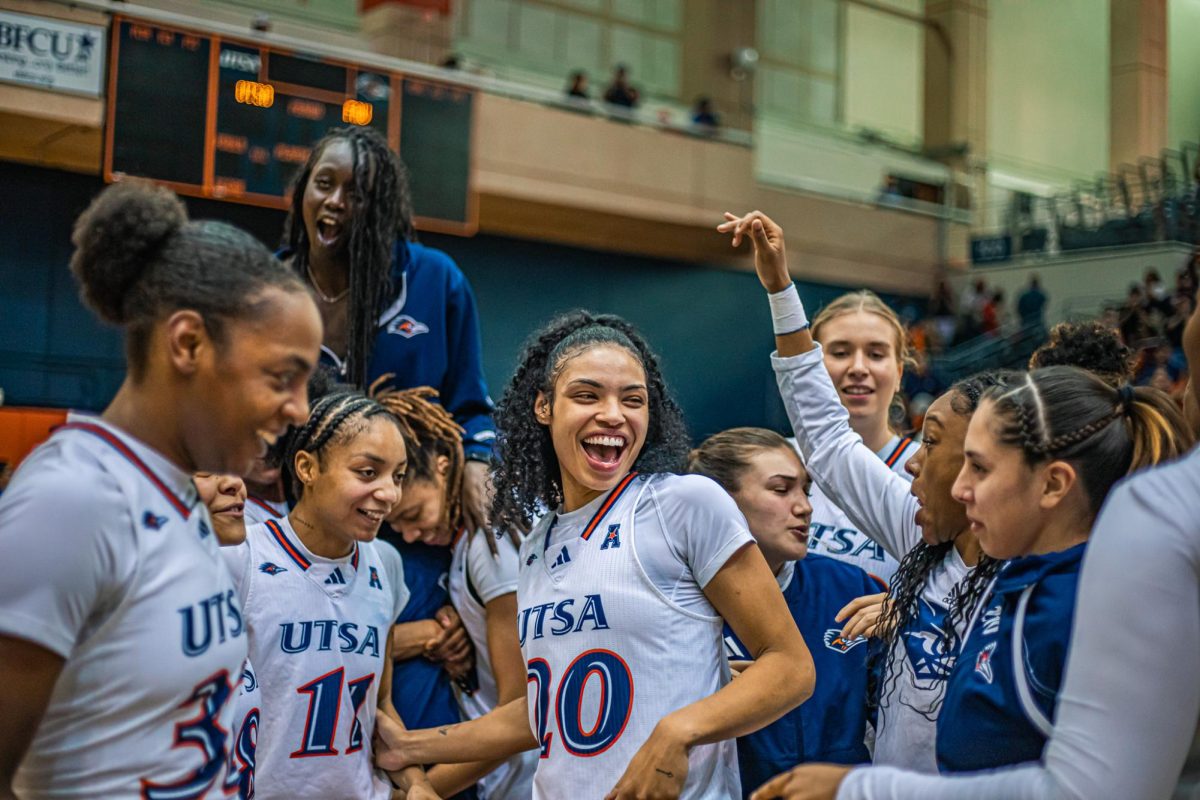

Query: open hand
<box><xmin>373</xmin><ymin>712</ymin><xmax>416</xmax><ymax>772</ymax></box>
<box><xmin>717</xmin><ymin>211</ymin><xmax>790</xmax><ymax>293</ymax></box>
<box><xmin>750</xmin><ymin>764</ymin><xmax>852</xmax><ymax>800</ymax></box>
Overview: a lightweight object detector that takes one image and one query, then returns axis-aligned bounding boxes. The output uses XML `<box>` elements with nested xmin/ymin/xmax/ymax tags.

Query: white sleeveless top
<box><xmin>0</xmin><ymin>415</ymin><xmax>247</xmax><ymax>798</ymax></box>
<box><xmin>518</xmin><ymin>472</ymin><xmax>749</xmax><ymax>800</ymax></box>
<box><xmin>449</xmin><ymin>528</ymin><xmax>538</xmax><ymax>799</ymax></box>
<box><xmin>221</xmin><ymin>517</ymin><xmax>408</xmax><ymax>800</ymax></box>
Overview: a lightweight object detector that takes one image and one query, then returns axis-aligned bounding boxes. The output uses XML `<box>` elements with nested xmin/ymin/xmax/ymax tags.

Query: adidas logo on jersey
<box><xmin>259</xmin><ymin>562</ymin><xmax>288</xmax><ymax>575</ymax></box>
<box><xmin>551</xmin><ymin>545</ymin><xmax>571</xmax><ymax>568</ymax></box>
<box><xmin>599</xmin><ymin>523</ymin><xmax>621</xmax><ymax>550</ymax></box>
<box><xmin>324</xmin><ymin>567</ymin><xmax>347</xmax><ymax>585</ymax></box>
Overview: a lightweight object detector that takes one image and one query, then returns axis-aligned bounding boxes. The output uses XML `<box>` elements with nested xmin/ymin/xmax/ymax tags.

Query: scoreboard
<box><xmin>103</xmin><ymin>16</ymin><xmax>476</xmax><ymax>233</ymax></box>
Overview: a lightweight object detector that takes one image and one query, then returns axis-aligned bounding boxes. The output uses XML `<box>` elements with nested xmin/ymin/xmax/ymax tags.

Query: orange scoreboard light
<box><xmin>104</xmin><ymin>16</ymin><xmax>477</xmax><ymax>233</ymax></box>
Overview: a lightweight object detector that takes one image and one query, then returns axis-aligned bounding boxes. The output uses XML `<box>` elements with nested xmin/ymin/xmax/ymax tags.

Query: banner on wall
<box><xmin>0</xmin><ymin>9</ymin><xmax>106</xmax><ymax>96</ymax></box>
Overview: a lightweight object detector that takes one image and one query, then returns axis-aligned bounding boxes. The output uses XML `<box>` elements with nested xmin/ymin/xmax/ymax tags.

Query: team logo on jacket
<box><xmin>386</xmin><ymin>314</ymin><xmax>429</xmax><ymax>338</ymax></box>
<box><xmin>903</xmin><ymin>598</ymin><xmax>956</xmax><ymax>681</ymax></box>
<box><xmin>974</xmin><ymin>641</ymin><xmax>998</xmax><ymax>684</ymax></box>
<box><xmin>823</xmin><ymin>628</ymin><xmax>867</xmax><ymax>654</ymax></box>
<box><xmin>142</xmin><ymin>510</ymin><xmax>167</xmax><ymax>530</ymax></box>
<box><xmin>259</xmin><ymin>562</ymin><xmax>288</xmax><ymax>575</ymax></box>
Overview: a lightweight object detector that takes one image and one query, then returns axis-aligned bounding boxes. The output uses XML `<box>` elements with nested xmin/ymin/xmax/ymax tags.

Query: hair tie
<box><xmin>1117</xmin><ymin>384</ymin><xmax>1135</xmax><ymax>415</ymax></box>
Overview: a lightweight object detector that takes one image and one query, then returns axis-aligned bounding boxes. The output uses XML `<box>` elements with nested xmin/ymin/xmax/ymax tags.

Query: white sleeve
<box><xmin>466</xmin><ymin>530</ymin><xmax>519</xmax><ymax>605</ymax></box>
<box><xmin>643</xmin><ymin>474</ymin><xmax>754</xmax><ymax>590</ymax></box>
<box><xmin>772</xmin><ymin>346</ymin><xmax>921</xmax><ymax>560</ymax></box>
<box><xmin>220</xmin><ymin>539</ymin><xmax>252</xmax><ymax>609</ymax></box>
<box><xmin>0</xmin><ymin>457</ymin><xmax>136</xmax><ymax>658</ymax></box>
<box><xmin>375</xmin><ymin>540</ymin><xmax>411</xmax><ymax>621</ymax></box>
<box><xmin>836</xmin><ymin>458</ymin><xmax>1200</xmax><ymax>800</ymax></box>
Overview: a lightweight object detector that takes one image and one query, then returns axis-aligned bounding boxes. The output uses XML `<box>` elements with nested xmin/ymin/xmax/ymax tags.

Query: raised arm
<box><xmin>717</xmin><ymin>211</ymin><xmax>921</xmax><ymax>559</ymax></box>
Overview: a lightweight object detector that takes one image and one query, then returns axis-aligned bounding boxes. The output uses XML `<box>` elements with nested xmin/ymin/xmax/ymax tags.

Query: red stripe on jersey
<box><xmin>885</xmin><ymin>437</ymin><xmax>914</xmax><ymax>468</ymax></box>
<box><xmin>58</xmin><ymin>422</ymin><xmax>191</xmax><ymax>519</ymax></box>
<box><xmin>580</xmin><ymin>472</ymin><xmax>639</xmax><ymax>541</ymax></box>
<box><xmin>246</xmin><ymin>495</ymin><xmax>283</xmax><ymax>518</ymax></box>
<box><xmin>265</xmin><ymin>519</ymin><xmax>312</xmax><ymax>570</ymax></box>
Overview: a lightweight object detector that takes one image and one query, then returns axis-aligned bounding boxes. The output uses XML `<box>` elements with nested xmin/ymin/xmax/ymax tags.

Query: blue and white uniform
<box><xmin>449</xmin><ymin>529</ymin><xmax>537</xmax><ymax>799</ymax></box>
<box><xmin>835</xmin><ymin>450</ymin><xmax>1200</xmax><ymax>800</ymax></box>
<box><xmin>0</xmin><ymin>415</ymin><xmax>247</xmax><ymax>798</ymax></box>
<box><xmin>221</xmin><ymin>517</ymin><xmax>408</xmax><ymax>799</ymax></box>
<box><xmin>519</xmin><ymin>472</ymin><xmax>752</xmax><ymax>800</ymax></box>
<box><xmin>725</xmin><ymin>554</ymin><xmax>886</xmax><ymax>796</ymax></box>
<box><xmin>806</xmin><ymin>435</ymin><xmax>919</xmax><ymax>585</ymax></box>
<box><xmin>774</xmin><ymin>346</ymin><xmax>970</xmax><ymax>772</ymax></box>
<box><xmin>937</xmin><ymin>543</ymin><xmax>1084</xmax><ymax>772</ymax></box>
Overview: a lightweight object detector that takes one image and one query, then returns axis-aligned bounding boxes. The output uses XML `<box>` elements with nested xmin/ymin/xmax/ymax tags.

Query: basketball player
<box><xmin>0</xmin><ymin>181</ymin><xmax>322</xmax><ymax>796</ymax></box>
<box><xmin>373</xmin><ymin>385</ymin><xmax>536</xmax><ymax>798</ymax></box>
<box><xmin>374</xmin><ymin>311</ymin><xmax>814</xmax><ymax>800</ymax></box>
<box><xmin>719</xmin><ymin>208</ymin><xmax>996</xmax><ymax>773</ymax></box>
<box><xmin>806</xmin><ymin>292</ymin><xmax>920</xmax><ymax>584</ymax></box>
<box><xmin>687</xmin><ymin>428</ymin><xmax>885</xmax><ymax>794</ymax></box>
<box><xmin>221</xmin><ymin>390</ymin><xmax>436</xmax><ymax>799</ymax></box>
<box><xmin>195</xmin><ymin>472</ymin><xmax>249</xmax><ymax>544</ymax></box>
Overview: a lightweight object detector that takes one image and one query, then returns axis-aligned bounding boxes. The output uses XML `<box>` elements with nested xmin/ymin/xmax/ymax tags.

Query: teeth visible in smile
<box><xmin>583</xmin><ymin>435</ymin><xmax>625</xmax><ymax>447</ymax></box>
<box><xmin>360</xmin><ymin>510</ymin><xmax>384</xmax><ymax>521</ymax></box>
<box><xmin>843</xmin><ymin>387</ymin><xmax>872</xmax><ymax>395</ymax></box>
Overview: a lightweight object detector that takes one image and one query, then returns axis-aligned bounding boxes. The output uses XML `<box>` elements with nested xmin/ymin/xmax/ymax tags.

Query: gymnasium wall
<box><xmin>1169</xmin><ymin>0</ymin><xmax>1200</xmax><ymax>150</ymax></box>
<box><xmin>0</xmin><ymin>162</ymin><xmax>921</xmax><ymax>440</ymax></box>
<box><xmin>988</xmin><ymin>0</ymin><xmax>1111</xmax><ymax>184</ymax></box>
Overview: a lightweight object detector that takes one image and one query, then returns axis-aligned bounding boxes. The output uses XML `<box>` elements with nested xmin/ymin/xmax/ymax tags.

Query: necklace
<box><xmin>306</xmin><ymin>263</ymin><xmax>349</xmax><ymax>304</ymax></box>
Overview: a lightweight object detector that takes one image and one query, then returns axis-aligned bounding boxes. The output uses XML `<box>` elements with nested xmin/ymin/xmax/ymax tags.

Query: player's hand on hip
<box><xmin>604</xmin><ymin>719</ymin><xmax>689</xmax><ymax>800</ymax></box>
<box><xmin>750</xmin><ymin>764</ymin><xmax>851</xmax><ymax>800</ymax></box>
<box><xmin>717</xmin><ymin>211</ymin><xmax>790</xmax><ymax>293</ymax></box>
<box><xmin>835</xmin><ymin>592</ymin><xmax>889</xmax><ymax>640</ymax></box>
<box><xmin>373</xmin><ymin>712</ymin><xmax>417</xmax><ymax>772</ymax></box>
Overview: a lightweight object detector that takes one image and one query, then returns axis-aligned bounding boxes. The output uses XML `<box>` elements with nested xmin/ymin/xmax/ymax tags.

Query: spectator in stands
<box><xmin>981</xmin><ymin>289</ymin><xmax>1006</xmax><ymax>336</ymax></box>
<box><xmin>1144</xmin><ymin>267</ymin><xmax>1171</xmax><ymax>316</ymax></box>
<box><xmin>928</xmin><ymin>280</ymin><xmax>956</xmax><ymax>346</ymax></box>
<box><xmin>1167</xmin><ymin>291</ymin><xmax>1197</xmax><ymax>350</ymax></box>
<box><xmin>1119</xmin><ymin>283</ymin><xmax>1149</xmax><ymax>345</ymax></box>
<box><xmin>603</xmin><ymin>64</ymin><xmax>640</xmax><ymax>108</ymax></box>
<box><xmin>565</xmin><ymin>70</ymin><xmax>589</xmax><ymax>100</ymax></box>
<box><xmin>441</xmin><ymin>54</ymin><xmax>461</xmax><ymax>70</ymax></box>
<box><xmin>1136</xmin><ymin>341</ymin><xmax>1186</xmax><ymax>395</ymax></box>
<box><xmin>958</xmin><ymin>278</ymin><xmax>987</xmax><ymax>341</ymax></box>
<box><xmin>1016</xmin><ymin>275</ymin><xmax>1047</xmax><ymax>332</ymax></box>
<box><xmin>692</xmin><ymin>97</ymin><xmax>720</xmax><ymax>129</ymax></box>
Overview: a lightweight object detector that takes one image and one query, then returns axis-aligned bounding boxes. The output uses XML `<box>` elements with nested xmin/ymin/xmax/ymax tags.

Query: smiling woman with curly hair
<box><xmin>373</xmin><ymin>309</ymin><xmax>814</xmax><ymax>800</ymax></box>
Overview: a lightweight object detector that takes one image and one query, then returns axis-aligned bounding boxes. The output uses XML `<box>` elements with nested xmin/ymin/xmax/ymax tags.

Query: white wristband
<box><xmin>768</xmin><ymin>283</ymin><xmax>809</xmax><ymax>335</ymax></box>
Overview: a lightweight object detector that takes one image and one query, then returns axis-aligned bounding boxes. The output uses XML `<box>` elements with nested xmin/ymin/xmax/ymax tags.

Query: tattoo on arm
<box><xmin>438</xmin><ymin>727</ymin><xmax>449</xmax><ymax>736</ymax></box>
<box><xmin>655</xmin><ymin>768</ymin><xmax>674</xmax><ymax>778</ymax></box>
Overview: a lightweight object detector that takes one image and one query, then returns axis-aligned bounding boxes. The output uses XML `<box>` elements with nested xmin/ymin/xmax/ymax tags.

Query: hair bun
<box><xmin>69</xmin><ymin>180</ymin><xmax>188</xmax><ymax>325</ymax></box>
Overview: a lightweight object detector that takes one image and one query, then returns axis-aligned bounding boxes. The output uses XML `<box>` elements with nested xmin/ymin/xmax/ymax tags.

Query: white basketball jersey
<box><xmin>804</xmin><ymin>434</ymin><xmax>919</xmax><ymax>584</ymax></box>
<box><xmin>4</xmin><ymin>418</ymin><xmax>247</xmax><ymax>798</ymax></box>
<box><xmin>449</xmin><ymin>529</ymin><xmax>537</xmax><ymax>799</ymax></box>
<box><xmin>243</xmin><ymin>494</ymin><xmax>287</xmax><ymax>526</ymax></box>
<box><xmin>226</xmin><ymin>517</ymin><xmax>408</xmax><ymax>799</ymax></box>
<box><xmin>518</xmin><ymin>473</ymin><xmax>739</xmax><ymax>800</ymax></box>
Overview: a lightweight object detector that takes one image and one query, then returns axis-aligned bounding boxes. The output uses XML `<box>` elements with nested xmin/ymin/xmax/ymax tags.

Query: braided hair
<box><xmin>986</xmin><ymin>366</ymin><xmax>1191</xmax><ymax>513</ymax></box>
<box><xmin>874</xmin><ymin>369</ymin><xmax>1015</xmax><ymax>721</ymax></box>
<box><xmin>282</xmin><ymin>126</ymin><xmax>416</xmax><ymax>388</ymax></box>
<box><xmin>490</xmin><ymin>310</ymin><xmax>690</xmax><ymax>532</ymax></box>
<box><xmin>281</xmin><ymin>389</ymin><xmax>405</xmax><ymax>502</ymax></box>
<box><xmin>371</xmin><ymin>377</ymin><xmax>467</xmax><ymax>534</ymax></box>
